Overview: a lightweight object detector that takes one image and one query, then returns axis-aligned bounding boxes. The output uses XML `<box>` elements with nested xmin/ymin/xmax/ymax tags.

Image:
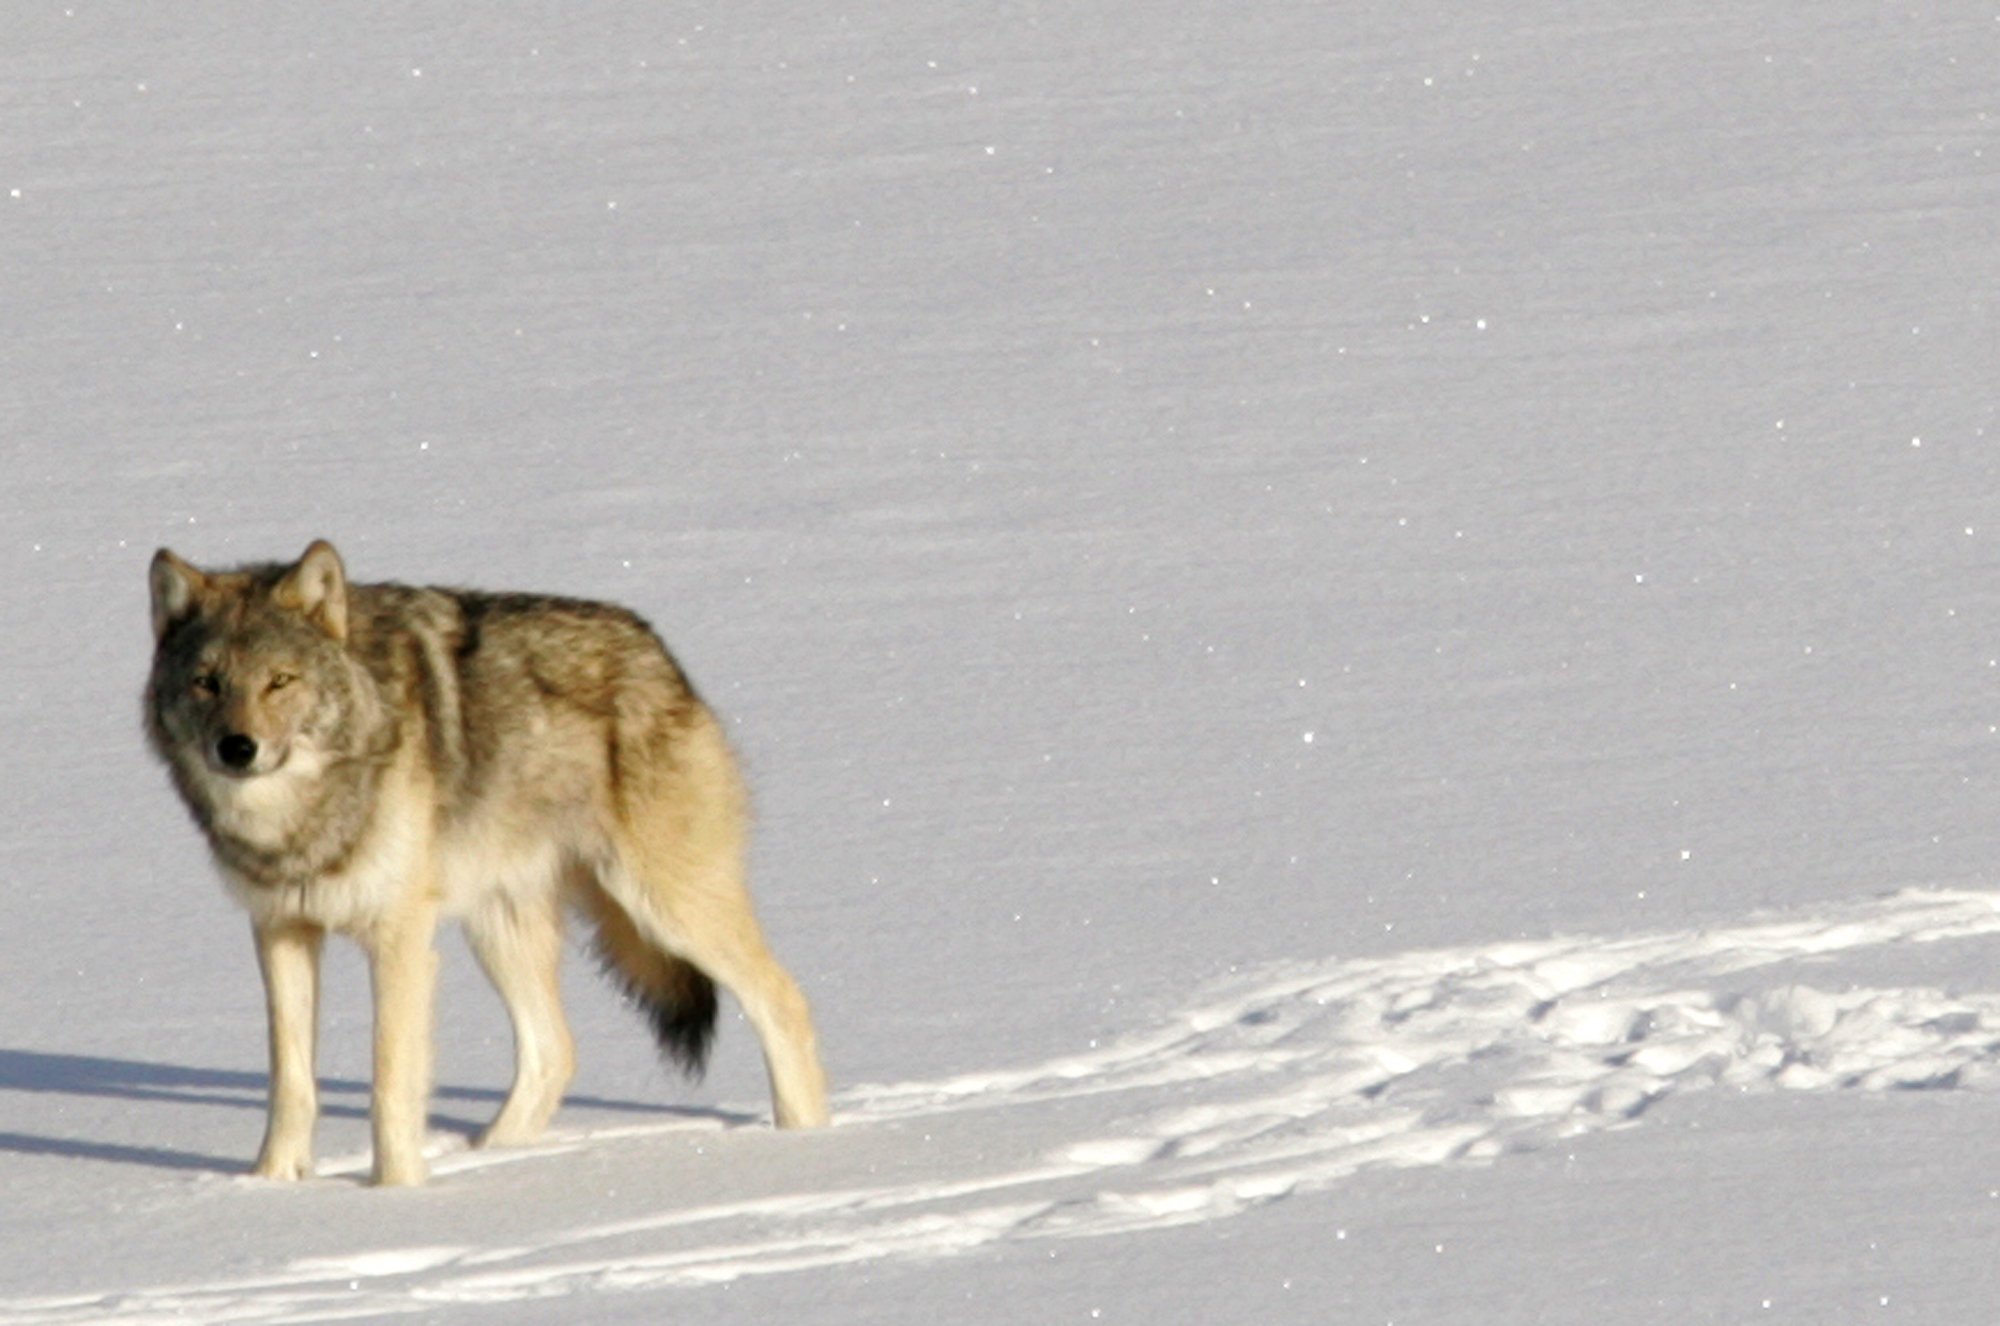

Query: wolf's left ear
<box><xmin>150</xmin><ymin>548</ymin><xmax>207</xmax><ymax>640</ymax></box>
<box><xmin>274</xmin><ymin>539</ymin><xmax>349</xmax><ymax>642</ymax></box>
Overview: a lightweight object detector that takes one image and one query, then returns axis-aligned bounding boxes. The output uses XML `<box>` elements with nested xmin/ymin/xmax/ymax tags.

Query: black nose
<box><xmin>216</xmin><ymin>733</ymin><xmax>258</xmax><ymax>771</ymax></box>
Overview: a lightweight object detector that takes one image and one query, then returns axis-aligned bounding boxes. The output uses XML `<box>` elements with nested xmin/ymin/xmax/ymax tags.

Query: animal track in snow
<box><xmin>10</xmin><ymin>888</ymin><xmax>2000</xmax><ymax>1322</ymax></box>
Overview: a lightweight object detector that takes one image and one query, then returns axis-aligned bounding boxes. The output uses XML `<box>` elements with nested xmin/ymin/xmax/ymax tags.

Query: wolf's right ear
<box><xmin>149</xmin><ymin>549</ymin><xmax>207</xmax><ymax>640</ymax></box>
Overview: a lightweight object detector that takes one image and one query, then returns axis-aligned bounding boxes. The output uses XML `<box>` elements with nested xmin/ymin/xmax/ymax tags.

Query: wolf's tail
<box><xmin>574</xmin><ymin>875</ymin><xmax>719</xmax><ymax>1076</ymax></box>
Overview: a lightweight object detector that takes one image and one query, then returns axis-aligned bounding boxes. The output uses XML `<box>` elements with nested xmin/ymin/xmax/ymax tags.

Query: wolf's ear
<box><xmin>273</xmin><ymin>539</ymin><xmax>349</xmax><ymax>642</ymax></box>
<box><xmin>150</xmin><ymin>548</ymin><xmax>207</xmax><ymax>640</ymax></box>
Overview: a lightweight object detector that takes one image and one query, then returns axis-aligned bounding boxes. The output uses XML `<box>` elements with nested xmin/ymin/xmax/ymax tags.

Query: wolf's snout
<box><xmin>216</xmin><ymin>733</ymin><xmax>259</xmax><ymax>771</ymax></box>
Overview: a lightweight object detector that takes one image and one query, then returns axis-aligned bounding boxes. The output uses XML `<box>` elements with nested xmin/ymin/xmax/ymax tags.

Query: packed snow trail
<box><xmin>9</xmin><ymin>888</ymin><xmax>2000</xmax><ymax>1322</ymax></box>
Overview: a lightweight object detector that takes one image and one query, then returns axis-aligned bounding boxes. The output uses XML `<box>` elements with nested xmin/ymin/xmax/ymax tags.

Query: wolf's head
<box><xmin>146</xmin><ymin>540</ymin><xmax>361</xmax><ymax>783</ymax></box>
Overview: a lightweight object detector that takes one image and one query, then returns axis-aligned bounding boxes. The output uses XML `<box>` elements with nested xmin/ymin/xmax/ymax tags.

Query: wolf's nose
<box><xmin>216</xmin><ymin>733</ymin><xmax>258</xmax><ymax>771</ymax></box>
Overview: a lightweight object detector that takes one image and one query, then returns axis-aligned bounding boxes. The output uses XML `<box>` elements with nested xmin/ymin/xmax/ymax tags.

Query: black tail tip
<box><xmin>645</xmin><ymin>972</ymin><xmax>719</xmax><ymax>1079</ymax></box>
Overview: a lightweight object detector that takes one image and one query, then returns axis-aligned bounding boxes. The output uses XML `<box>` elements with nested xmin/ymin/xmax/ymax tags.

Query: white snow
<box><xmin>4</xmin><ymin>3</ymin><xmax>2000</xmax><ymax>1323</ymax></box>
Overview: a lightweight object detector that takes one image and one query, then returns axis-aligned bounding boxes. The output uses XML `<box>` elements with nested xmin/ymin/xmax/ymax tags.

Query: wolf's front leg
<box><xmin>362</xmin><ymin>898</ymin><xmax>440</xmax><ymax>1187</ymax></box>
<box><xmin>251</xmin><ymin>919</ymin><xmax>324</xmax><ymax>1180</ymax></box>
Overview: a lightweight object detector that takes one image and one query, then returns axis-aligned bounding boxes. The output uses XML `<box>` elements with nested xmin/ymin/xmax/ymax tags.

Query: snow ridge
<box><xmin>9</xmin><ymin>888</ymin><xmax>2000</xmax><ymax>1322</ymax></box>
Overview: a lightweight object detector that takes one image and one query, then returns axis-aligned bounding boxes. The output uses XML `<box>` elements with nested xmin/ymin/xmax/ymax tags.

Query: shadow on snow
<box><xmin>0</xmin><ymin>1047</ymin><xmax>751</xmax><ymax>1175</ymax></box>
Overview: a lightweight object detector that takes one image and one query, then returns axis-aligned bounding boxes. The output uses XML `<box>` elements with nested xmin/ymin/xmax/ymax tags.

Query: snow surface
<box><xmin>3</xmin><ymin>3</ymin><xmax>2000</xmax><ymax>1322</ymax></box>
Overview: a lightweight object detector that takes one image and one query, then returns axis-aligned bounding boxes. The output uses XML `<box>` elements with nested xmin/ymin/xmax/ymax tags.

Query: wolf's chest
<box><xmin>210</xmin><ymin>752</ymin><xmax>432</xmax><ymax>932</ymax></box>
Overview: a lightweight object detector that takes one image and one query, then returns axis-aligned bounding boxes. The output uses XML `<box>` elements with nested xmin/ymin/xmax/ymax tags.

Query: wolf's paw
<box><xmin>250</xmin><ymin>1149</ymin><xmax>315</xmax><ymax>1181</ymax></box>
<box><xmin>473</xmin><ymin>1119</ymin><xmax>543</xmax><ymax>1149</ymax></box>
<box><xmin>774</xmin><ymin>1101</ymin><xmax>832</xmax><ymax>1129</ymax></box>
<box><xmin>368</xmin><ymin>1155</ymin><xmax>430</xmax><ymax>1188</ymax></box>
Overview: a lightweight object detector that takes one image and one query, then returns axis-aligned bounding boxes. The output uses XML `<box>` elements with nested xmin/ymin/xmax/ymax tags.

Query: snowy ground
<box><xmin>3</xmin><ymin>4</ymin><xmax>2000</xmax><ymax>1322</ymax></box>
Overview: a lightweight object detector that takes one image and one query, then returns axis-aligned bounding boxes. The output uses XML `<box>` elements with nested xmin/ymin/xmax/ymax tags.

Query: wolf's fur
<box><xmin>145</xmin><ymin>540</ymin><xmax>828</xmax><ymax>1186</ymax></box>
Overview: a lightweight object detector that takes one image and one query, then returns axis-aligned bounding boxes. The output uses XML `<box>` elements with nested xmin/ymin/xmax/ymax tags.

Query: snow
<box><xmin>4</xmin><ymin>2</ymin><xmax>2000</xmax><ymax>1322</ymax></box>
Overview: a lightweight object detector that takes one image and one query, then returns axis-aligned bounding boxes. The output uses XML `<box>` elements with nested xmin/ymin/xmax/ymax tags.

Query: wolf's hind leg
<box><xmin>602</xmin><ymin>844</ymin><xmax>830</xmax><ymax>1130</ymax></box>
<box><xmin>252</xmin><ymin>918</ymin><xmax>324</xmax><ymax>1180</ymax></box>
<box><xmin>465</xmin><ymin>891</ymin><xmax>575</xmax><ymax>1148</ymax></box>
<box><xmin>670</xmin><ymin>906</ymin><xmax>831</xmax><ymax>1129</ymax></box>
<box><xmin>605</xmin><ymin>708</ymin><xmax>830</xmax><ymax>1129</ymax></box>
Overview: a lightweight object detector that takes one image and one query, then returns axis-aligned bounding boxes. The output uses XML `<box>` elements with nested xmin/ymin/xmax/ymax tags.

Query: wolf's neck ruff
<box><xmin>184</xmin><ymin>737</ymin><xmax>398</xmax><ymax>890</ymax></box>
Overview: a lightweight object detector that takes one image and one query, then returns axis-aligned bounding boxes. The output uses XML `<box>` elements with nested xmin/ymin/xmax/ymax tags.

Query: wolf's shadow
<box><xmin>0</xmin><ymin>1048</ymin><xmax>750</xmax><ymax>1175</ymax></box>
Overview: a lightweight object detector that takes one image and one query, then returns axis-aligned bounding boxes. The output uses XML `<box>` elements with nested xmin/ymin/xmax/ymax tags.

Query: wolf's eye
<box><xmin>191</xmin><ymin>674</ymin><xmax>221</xmax><ymax>697</ymax></box>
<box><xmin>268</xmin><ymin>672</ymin><xmax>297</xmax><ymax>692</ymax></box>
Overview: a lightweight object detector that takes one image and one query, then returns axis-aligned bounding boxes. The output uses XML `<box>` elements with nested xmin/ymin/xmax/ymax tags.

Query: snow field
<box><xmin>11</xmin><ymin>887</ymin><xmax>2000</xmax><ymax>1322</ymax></box>
<box><xmin>4</xmin><ymin>3</ymin><xmax>2000</xmax><ymax>1322</ymax></box>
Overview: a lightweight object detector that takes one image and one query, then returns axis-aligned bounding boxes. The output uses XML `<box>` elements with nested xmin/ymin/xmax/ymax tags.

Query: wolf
<box><xmin>144</xmin><ymin>540</ymin><xmax>829</xmax><ymax>1186</ymax></box>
